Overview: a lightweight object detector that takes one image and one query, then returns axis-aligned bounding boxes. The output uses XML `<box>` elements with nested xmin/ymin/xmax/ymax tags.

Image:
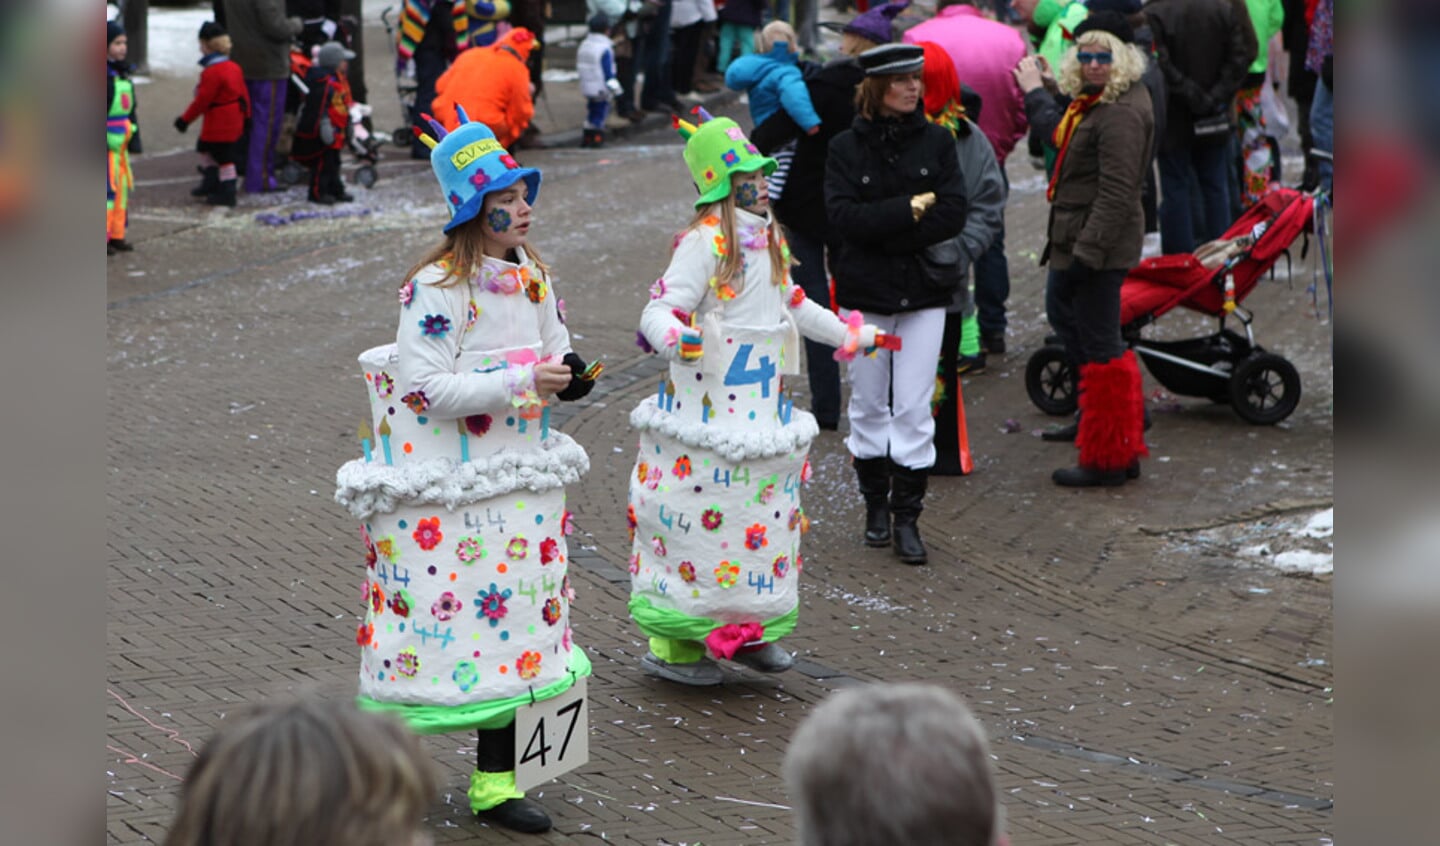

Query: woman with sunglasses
<box><xmin>1014</xmin><ymin>12</ymin><xmax>1154</xmax><ymax>486</ymax></box>
<box><xmin>826</xmin><ymin>44</ymin><xmax>969</xmax><ymax>564</ymax></box>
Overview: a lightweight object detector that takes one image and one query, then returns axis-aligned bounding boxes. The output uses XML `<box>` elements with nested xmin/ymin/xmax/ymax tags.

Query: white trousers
<box><xmin>844</xmin><ymin>307</ymin><xmax>947</xmax><ymax>470</ymax></box>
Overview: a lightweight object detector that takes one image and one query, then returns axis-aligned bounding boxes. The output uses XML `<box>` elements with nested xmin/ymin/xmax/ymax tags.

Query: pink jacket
<box><xmin>903</xmin><ymin>4</ymin><xmax>1028</xmax><ymax>163</ymax></box>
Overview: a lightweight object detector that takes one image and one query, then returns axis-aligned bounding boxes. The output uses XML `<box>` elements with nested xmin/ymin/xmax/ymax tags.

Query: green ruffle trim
<box><xmin>628</xmin><ymin>596</ymin><xmax>799</xmax><ymax>644</ymax></box>
<box><xmin>357</xmin><ymin>647</ymin><xmax>592</xmax><ymax>735</ymax></box>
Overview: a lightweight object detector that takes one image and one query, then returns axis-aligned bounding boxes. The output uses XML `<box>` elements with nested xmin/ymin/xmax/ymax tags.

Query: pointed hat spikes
<box><xmin>412</xmin><ymin>126</ymin><xmax>438</xmax><ymax>150</ymax></box>
<box><xmin>456</xmin><ymin>104</ymin><xmax>471</xmax><ymax>125</ymax></box>
<box><xmin>672</xmin><ymin>114</ymin><xmax>697</xmax><ymax>140</ymax></box>
<box><xmin>420</xmin><ymin>113</ymin><xmax>448</xmax><ymax>139</ymax></box>
<box><xmin>691</xmin><ymin>106</ymin><xmax>715</xmax><ymax>123</ymax></box>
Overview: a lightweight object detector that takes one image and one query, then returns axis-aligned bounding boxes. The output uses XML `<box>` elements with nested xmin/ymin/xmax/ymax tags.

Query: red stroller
<box><xmin>1026</xmin><ymin>187</ymin><xmax>1315</xmax><ymax>425</ymax></box>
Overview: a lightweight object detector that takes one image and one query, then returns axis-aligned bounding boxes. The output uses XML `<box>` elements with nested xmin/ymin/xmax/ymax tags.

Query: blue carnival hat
<box><xmin>415</xmin><ymin>108</ymin><xmax>541</xmax><ymax>234</ymax></box>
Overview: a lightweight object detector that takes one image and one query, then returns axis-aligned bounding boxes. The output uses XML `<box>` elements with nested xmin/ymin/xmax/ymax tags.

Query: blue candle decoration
<box><xmin>658</xmin><ymin>375</ymin><xmax>667</xmax><ymax>405</ymax></box>
<box><xmin>540</xmin><ymin>404</ymin><xmax>551</xmax><ymax>440</ymax></box>
<box><xmin>358</xmin><ymin>421</ymin><xmax>373</xmax><ymax>462</ymax></box>
<box><xmin>378</xmin><ymin>417</ymin><xmax>393</xmax><ymax>465</ymax></box>
<box><xmin>456</xmin><ymin>418</ymin><xmax>470</xmax><ymax>462</ymax></box>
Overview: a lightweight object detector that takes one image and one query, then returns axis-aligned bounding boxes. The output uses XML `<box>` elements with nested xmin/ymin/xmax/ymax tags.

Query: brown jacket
<box><xmin>1044</xmin><ymin>82</ymin><xmax>1154</xmax><ymax>272</ymax></box>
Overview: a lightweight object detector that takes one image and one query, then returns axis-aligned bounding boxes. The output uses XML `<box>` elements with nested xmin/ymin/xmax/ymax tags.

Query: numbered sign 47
<box><xmin>513</xmin><ymin>676</ymin><xmax>589</xmax><ymax>792</ymax></box>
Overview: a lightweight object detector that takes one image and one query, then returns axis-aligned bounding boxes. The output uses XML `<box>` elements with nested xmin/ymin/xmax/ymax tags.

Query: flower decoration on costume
<box><xmin>801</xmin><ymin>458</ymin><xmax>813</xmax><ymax>484</ymax></box>
<box><xmin>503</xmin><ymin>362</ymin><xmax>540</xmax><ymax>408</ymax></box>
<box><xmin>649</xmin><ymin>278</ymin><xmax>668</xmax><ymax>300</ymax></box>
<box><xmin>402</xmin><ymin>390</ymin><xmax>430</xmax><ymax>414</ymax></box>
<box><xmin>470</xmin><ymin>169</ymin><xmax>490</xmax><ymax>190</ymax></box>
<box><xmin>563</xmin><ymin>574</ymin><xmax>575</xmax><ymax>602</ymax></box>
<box><xmin>833</xmin><ymin>311</ymin><xmax>865</xmax><ymax>361</ymax></box>
<box><xmin>542</xmin><ymin>597</ymin><xmax>563</xmax><ymax>626</ymax></box>
<box><xmin>563</xmin><ymin>626</ymin><xmax>573</xmax><ymax>651</ymax></box>
<box><xmin>702</xmin><ymin>167</ymin><xmax>717</xmax><ymax>185</ymax></box>
<box><xmin>525</xmin><ymin>274</ymin><xmax>547</xmax><ymax>303</ymax></box>
<box><xmin>396</xmin><ymin>647</ymin><xmax>420</xmax><ymax>678</ymax></box>
<box><xmin>636</xmin><ymin>462</ymin><xmax>650</xmax><ymax>486</ymax></box>
<box><xmin>780</xmin><ymin>237</ymin><xmax>792</xmax><ymax>267</ymax></box>
<box><xmin>757</xmin><ymin>482</ymin><xmax>776</xmax><ymax>505</ymax></box>
<box><xmin>711</xmin><ymin>235</ymin><xmax>729</xmax><ymax>258</ymax></box>
<box><xmin>453</xmin><ymin>660</ymin><xmax>480</xmax><ymax>693</ymax></box>
<box><xmin>788</xmin><ymin>507</ymin><xmax>804</xmax><ymax>531</ymax></box>
<box><xmin>636</xmin><ymin>331</ymin><xmax>656</xmax><ymax>354</ymax></box>
<box><xmin>740</xmin><ymin>224</ymin><xmax>768</xmax><ymax>251</ymax></box>
<box><xmin>663</xmin><ymin>327</ymin><xmax>681</xmax><ymax>348</ymax></box>
<box><xmin>678</xmin><ymin>561</ymin><xmax>697</xmax><ymax>583</ymax></box>
<box><xmin>628</xmin><ymin>552</ymin><xmax>641</xmax><ymax>575</ymax></box>
<box><xmin>745</xmin><ymin>523</ymin><xmax>768</xmax><ymax>550</ymax></box>
<box><xmin>645</xmin><ymin>466</ymin><xmax>663</xmax><ymax>490</ymax></box>
<box><xmin>562</xmin><ymin>509</ymin><xmax>576</xmax><ymax>536</ymax></box>
<box><xmin>506</xmin><ymin>536</ymin><xmax>528</xmax><ymax>560</ymax></box>
<box><xmin>725</xmin><ymin>127</ymin><xmax>745</xmax><ymax>141</ymax></box>
<box><xmin>432</xmin><ymin>591</ymin><xmax>463</xmax><ymax>621</ymax></box>
<box><xmin>466</xmin><ymin>299</ymin><xmax>480</xmax><ymax>330</ymax></box>
<box><xmin>388</xmin><ymin>588</ymin><xmax>413</xmax><ymax>618</ymax></box>
<box><xmin>464</xmin><ymin>414</ymin><xmax>492</xmax><ymax>436</ymax></box>
<box><xmin>375</xmin><ymin>535</ymin><xmax>398</xmax><ymax>562</ymax></box>
<box><xmin>744</xmin><ymin>142</ymin><xmax>760</xmax><ymax>156</ymax></box>
<box><xmin>356</xmin><ymin>622</ymin><xmax>374</xmax><ymax>646</ymax></box>
<box><xmin>449</xmin><ymin>191</ymin><xmax>464</xmax><ymax>208</ymax></box>
<box><xmin>673</xmin><ymin>455</ymin><xmax>693</xmax><ymax>479</ymax></box>
<box><xmin>455</xmin><ymin>536</ymin><xmax>484</xmax><ymax>563</ymax></box>
<box><xmin>374</xmin><ymin>371</ymin><xmax>395</xmax><ymax>397</ymax></box>
<box><xmin>773</xmin><ymin>554</ymin><xmax>790</xmax><ymax>578</ymax></box>
<box><xmin>714</xmin><ymin>561</ymin><xmax>740</xmax><ymax>588</ymax></box>
<box><xmin>480</xmin><ymin>265</ymin><xmax>523</xmax><ymax>295</ymax></box>
<box><xmin>474</xmin><ymin>583</ymin><xmax>511</xmax><ymax>626</ymax></box>
<box><xmin>413</xmin><ymin>517</ymin><xmax>443</xmax><ymax>551</ymax></box>
<box><xmin>517</xmin><ymin>650</ymin><xmax>542</xmax><ymax>680</ymax></box>
<box><xmin>398</xmin><ymin>280</ymin><xmax>415</xmax><ymax>307</ymax></box>
<box><xmin>370</xmin><ymin>581</ymin><xmax>386</xmax><ymax>614</ymax></box>
<box><xmin>709</xmin><ymin>276</ymin><xmax>737</xmax><ymax>302</ymax></box>
<box><xmin>557</xmin><ymin>298</ymin><xmax>567</xmax><ymax>324</ymax></box>
<box><xmin>364</xmin><ymin>543</ymin><xmax>377</xmax><ymax>570</ymax></box>
<box><xmin>722</xmin><ymin>149</ymin><xmax>740</xmax><ymax>167</ymax></box>
<box><xmin>627</xmin><ymin>504</ymin><xmax>637</xmax><ymax>542</ymax></box>
<box><xmin>701</xmin><ymin>507</ymin><xmax>724</xmax><ymax>531</ymax></box>
<box><xmin>671</xmin><ymin>307</ymin><xmax>695</xmax><ymax>327</ymax></box>
<box><xmin>788</xmin><ymin>286</ymin><xmax>807</xmax><ymax>308</ymax></box>
<box><xmin>420</xmin><ymin>313</ymin><xmax>452</xmax><ymax>337</ymax></box>
<box><xmin>651</xmin><ymin>535</ymin><xmax>667</xmax><ymax>557</ymax></box>
<box><xmin>500</xmin><ymin>154</ymin><xmax>520</xmax><ymax>169</ymax></box>
<box><xmin>800</xmin><ymin>511</ymin><xmax>812</xmax><ymax>534</ymax></box>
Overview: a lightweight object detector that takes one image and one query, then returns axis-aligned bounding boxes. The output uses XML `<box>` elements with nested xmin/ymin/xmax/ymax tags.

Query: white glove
<box><xmin>321</xmin><ymin>18</ymin><xmax>338</xmax><ymax>38</ymax></box>
<box><xmin>606</xmin><ymin>78</ymin><xmax>624</xmax><ymax>98</ymax></box>
<box><xmin>860</xmin><ymin>325</ymin><xmax>879</xmax><ymax>349</ymax></box>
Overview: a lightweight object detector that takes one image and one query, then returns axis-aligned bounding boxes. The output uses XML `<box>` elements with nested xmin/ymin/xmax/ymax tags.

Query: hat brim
<box><xmin>443</xmin><ymin>167</ymin><xmax>542</xmax><ymax>233</ymax></box>
<box><xmin>819</xmin><ymin>21</ymin><xmax>848</xmax><ymax>33</ymax></box>
<box><xmin>693</xmin><ymin>156</ymin><xmax>778</xmax><ymax>208</ymax></box>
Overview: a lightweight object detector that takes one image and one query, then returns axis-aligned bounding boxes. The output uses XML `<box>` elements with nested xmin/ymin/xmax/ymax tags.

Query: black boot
<box><xmin>191</xmin><ymin>165</ymin><xmax>219</xmax><ymax>197</ymax></box>
<box><xmin>889</xmin><ymin>461</ymin><xmax>929</xmax><ymax>565</ymax></box>
<box><xmin>580</xmin><ymin>128</ymin><xmax>597</xmax><ymax>148</ymax></box>
<box><xmin>474</xmin><ymin>725</ymin><xmax>552</xmax><ymax>833</ymax></box>
<box><xmin>853</xmin><ymin>457</ymin><xmax>891</xmax><ymax>547</ymax></box>
<box><xmin>205</xmin><ymin>179</ymin><xmax>237</xmax><ymax>207</ymax></box>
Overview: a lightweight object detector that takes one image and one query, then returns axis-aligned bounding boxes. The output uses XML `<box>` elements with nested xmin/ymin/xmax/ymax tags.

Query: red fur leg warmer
<box><xmin>1076</xmin><ymin>351</ymin><xmax>1149</xmax><ymax>471</ymax></box>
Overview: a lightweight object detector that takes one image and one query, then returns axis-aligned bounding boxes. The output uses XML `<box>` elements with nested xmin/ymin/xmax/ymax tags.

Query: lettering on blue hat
<box><xmin>452</xmin><ymin>138</ymin><xmax>504</xmax><ymax>171</ymax></box>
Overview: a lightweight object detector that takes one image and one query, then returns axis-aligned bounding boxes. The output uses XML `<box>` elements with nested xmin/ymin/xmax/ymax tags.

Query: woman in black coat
<box><xmin>825</xmin><ymin>43</ymin><xmax>968</xmax><ymax>566</ymax></box>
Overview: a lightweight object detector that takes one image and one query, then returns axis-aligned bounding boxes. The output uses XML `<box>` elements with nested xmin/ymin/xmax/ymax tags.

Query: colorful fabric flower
<box><xmin>420</xmin><ymin>313</ymin><xmax>452</xmax><ymax>337</ymax></box>
<box><xmin>645</xmin><ymin>466</ymin><xmax>663</xmax><ymax>490</ymax></box>
<box><xmin>788</xmin><ymin>507</ymin><xmax>804</xmax><ymax>531</ymax></box>
<box><xmin>396</xmin><ymin>647</ymin><xmax>420</xmax><ymax>677</ymax></box>
<box><xmin>709</xmin><ymin>276</ymin><xmax>736</xmax><ymax>301</ymax></box>
<box><xmin>542</xmin><ymin>597</ymin><xmax>562</xmax><ymax>626</ymax></box>
<box><xmin>464</xmin><ymin>414</ymin><xmax>492</xmax><ymax>436</ymax></box>
<box><xmin>525</xmin><ymin>275</ymin><xmax>547</xmax><ymax>303</ymax></box>
<box><xmin>800</xmin><ymin>512</ymin><xmax>811</xmax><ymax>534</ymax></box>
<box><xmin>563</xmin><ymin>626</ymin><xmax>573</xmax><ymax>651</ymax></box>
<box><xmin>673</xmin><ymin>455</ymin><xmax>692</xmax><ymax>479</ymax></box>
<box><xmin>636</xmin><ymin>462</ymin><xmax>650</xmax><ymax>486</ymax></box>
<box><xmin>413</xmin><ymin>517</ymin><xmax>442</xmax><ymax>551</ymax></box>
<box><xmin>757</xmin><ymin>483</ymin><xmax>776</xmax><ymax>505</ymax></box>
<box><xmin>745</xmin><ymin>523</ymin><xmax>768</xmax><ymax>550</ymax></box>
<box><xmin>701</xmin><ymin>508</ymin><xmax>724</xmax><ymax>532</ymax></box>
<box><xmin>722</xmin><ymin>149</ymin><xmax>740</xmax><ymax>167</ymax></box>
<box><xmin>401</xmin><ymin>390</ymin><xmax>429</xmax><ymax>414</ymax></box>
<box><xmin>517</xmin><ymin>650</ymin><xmax>542</xmax><ymax>680</ymax></box>
<box><xmin>398</xmin><ymin>280</ymin><xmax>415</xmax><ymax>307</ymax></box>
<box><xmin>711</xmin><ymin>235</ymin><xmax>729</xmax><ymax>258</ymax></box>
<box><xmin>671</xmin><ymin>307</ymin><xmax>695</xmax><ymax>327</ymax></box>
<box><xmin>369</xmin><ymin>581</ymin><xmax>386</xmax><ymax>614</ymax></box>
<box><xmin>466</xmin><ymin>299</ymin><xmax>480</xmax><ymax>330</ymax></box>
<box><xmin>373</xmin><ymin>371</ymin><xmax>395</xmax><ymax>397</ymax></box>
<box><xmin>432</xmin><ymin>591</ymin><xmax>463</xmax><ymax>621</ymax></box>
<box><xmin>678</xmin><ymin>561</ymin><xmax>697</xmax><ymax>583</ymax></box>
<box><xmin>506</xmin><ymin>536</ymin><xmax>528</xmax><ymax>559</ymax></box>
<box><xmin>455</xmin><ymin>536</ymin><xmax>484</xmax><ymax>563</ymax></box>
<box><xmin>725</xmin><ymin>127</ymin><xmax>745</xmax><ymax>141</ymax></box>
<box><xmin>714</xmin><ymin>561</ymin><xmax>740</xmax><ymax>588</ymax></box>
<box><xmin>500</xmin><ymin>154</ymin><xmax>520</xmax><ymax>169</ymax></box>
<box><xmin>702</xmin><ymin>215</ymin><xmax>721</xmax><ymax>228</ymax></box>
<box><xmin>540</xmin><ymin>537</ymin><xmax>560</xmax><ymax>565</ymax></box>
<box><xmin>649</xmin><ymin>278</ymin><xmax>668</xmax><ymax>300</ymax></box>
<box><xmin>364</xmin><ymin>543</ymin><xmax>377</xmax><ymax>570</ymax></box>
<box><xmin>663</xmin><ymin>326</ymin><xmax>680</xmax><ymax>348</ymax></box>
<box><xmin>628</xmin><ymin>552</ymin><xmax>641</xmax><ymax>575</ymax></box>
<box><xmin>356</xmin><ymin>622</ymin><xmax>374</xmax><ymax>646</ymax></box>
<box><xmin>480</xmin><ymin>265</ymin><xmax>523</xmax><ymax>294</ymax></box>
<box><xmin>474</xmin><ymin>583</ymin><xmax>511</xmax><ymax>626</ymax></box>
<box><xmin>375</xmin><ymin>535</ymin><xmax>397</xmax><ymax>562</ymax></box>
<box><xmin>788</xmin><ymin>286</ymin><xmax>806</xmax><ymax>308</ymax></box>
<box><xmin>636</xmin><ymin>330</ymin><xmax>657</xmax><ymax>354</ymax></box>
<box><xmin>562</xmin><ymin>510</ymin><xmax>576</xmax><ymax>536</ymax></box>
<box><xmin>744</xmin><ymin>142</ymin><xmax>760</xmax><ymax>156</ymax></box>
<box><xmin>563</xmin><ymin>574</ymin><xmax>576</xmax><ymax>602</ymax></box>
<box><xmin>801</xmin><ymin>458</ymin><xmax>813</xmax><ymax>484</ymax></box>
<box><xmin>388</xmin><ymin>588</ymin><xmax>413</xmax><ymax>618</ymax></box>
<box><xmin>740</xmin><ymin>224</ymin><xmax>768</xmax><ymax>251</ymax></box>
<box><xmin>453</xmin><ymin>660</ymin><xmax>480</xmax><ymax>692</ymax></box>
<box><xmin>627</xmin><ymin>504</ymin><xmax>637</xmax><ymax>542</ymax></box>
<box><xmin>449</xmin><ymin>191</ymin><xmax>464</xmax><ymax>207</ymax></box>
<box><xmin>651</xmin><ymin>535</ymin><xmax>667</xmax><ymax>557</ymax></box>
<box><xmin>702</xmin><ymin>167</ymin><xmax>717</xmax><ymax>185</ymax></box>
<box><xmin>470</xmin><ymin>170</ymin><xmax>490</xmax><ymax>189</ymax></box>
<box><xmin>773</xmin><ymin>554</ymin><xmax>790</xmax><ymax>578</ymax></box>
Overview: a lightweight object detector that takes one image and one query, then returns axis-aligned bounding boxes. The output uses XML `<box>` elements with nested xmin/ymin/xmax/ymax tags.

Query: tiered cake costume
<box><xmin>334</xmin><ymin>116</ymin><xmax>592</xmax><ymax>827</ymax></box>
<box><xmin>627</xmin><ymin>113</ymin><xmax>874</xmax><ymax>681</ymax></box>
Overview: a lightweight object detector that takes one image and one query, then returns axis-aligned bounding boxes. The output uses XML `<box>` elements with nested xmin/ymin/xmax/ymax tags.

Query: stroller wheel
<box><xmin>1229</xmin><ymin>353</ymin><xmax>1301</xmax><ymax>424</ymax></box>
<box><xmin>355</xmin><ymin>165</ymin><xmax>378</xmax><ymax>189</ymax></box>
<box><xmin>1026</xmin><ymin>345</ymin><xmax>1079</xmax><ymax>416</ymax></box>
<box><xmin>393</xmin><ymin>126</ymin><xmax>414</xmax><ymax>148</ymax></box>
<box><xmin>280</xmin><ymin>160</ymin><xmax>305</xmax><ymax>187</ymax></box>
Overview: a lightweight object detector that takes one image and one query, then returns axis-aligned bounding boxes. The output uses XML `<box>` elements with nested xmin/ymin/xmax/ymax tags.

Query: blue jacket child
<box><xmin>723</xmin><ymin>23</ymin><xmax>821</xmax><ymax>135</ymax></box>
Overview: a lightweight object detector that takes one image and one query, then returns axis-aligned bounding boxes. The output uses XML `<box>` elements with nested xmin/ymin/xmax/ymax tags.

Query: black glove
<box><xmin>174</xmin><ymin>116</ymin><xmax>189</xmax><ymax>133</ymax></box>
<box><xmin>555</xmin><ymin>352</ymin><xmax>596</xmax><ymax>402</ymax></box>
<box><xmin>127</xmin><ymin>131</ymin><xmax>143</xmax><ymax>154</ymax></box>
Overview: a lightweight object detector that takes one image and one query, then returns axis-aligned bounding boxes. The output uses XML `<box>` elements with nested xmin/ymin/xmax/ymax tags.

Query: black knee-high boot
<box><xmin>889</xmin><ymin>461</ymin><xmax>929</xmax><ymax>565</ymax></box>
<box><xmin>853</xmin><ymin>456</ymin><xmax>891</xmax><ymax>547</ymax></box>
<box><xmin>473</xmin><ymin>724</ymin><xmax>552</xmax><ymax>833</ymax></box>
<box><xmin>191</xmin><ymin>165</ymin><xmax>219</xmax><ymax>198</ymax></box>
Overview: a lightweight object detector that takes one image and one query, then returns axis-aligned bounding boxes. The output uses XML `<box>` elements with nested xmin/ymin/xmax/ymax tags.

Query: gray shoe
<box><xmin>730</xmin><ymin>642</ymin><xmax>794</xmax><ymax>673</ymax></box>
<box><xmin>641</xmin><ymin>653</ymin><xmax>724</xmax><ymax>686</ymax></box>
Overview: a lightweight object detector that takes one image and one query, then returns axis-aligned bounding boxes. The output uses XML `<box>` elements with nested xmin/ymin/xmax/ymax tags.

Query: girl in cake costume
<box><xmin>334</xmin><ymin>112</ymin><xmax>596</xmax><ymax>834</ymax></box>
<box><xmin>626</xmin><ymin>110</ymin><xmax>887</xmax><ymax>686</ymax></box>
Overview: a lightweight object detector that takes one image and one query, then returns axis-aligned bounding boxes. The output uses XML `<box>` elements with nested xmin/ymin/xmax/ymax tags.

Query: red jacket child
<box><xmin>173</xmin><ymin>22</ymin><xmax>250</xmax><ymax>206</ymax></box>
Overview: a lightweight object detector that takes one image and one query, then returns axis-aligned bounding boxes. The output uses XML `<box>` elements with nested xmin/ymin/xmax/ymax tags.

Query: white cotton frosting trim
<box><xmin>334</xmin><ymin>434</ymin><xmax>590</xmax><ymax>521</ymax></box>
<box><xmin>629</xmin><ymin>398</ymin><xmax>818</xmax><ymax>462</ymax></box>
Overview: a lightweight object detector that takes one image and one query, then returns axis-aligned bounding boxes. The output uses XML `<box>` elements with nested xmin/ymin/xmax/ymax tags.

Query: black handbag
<box><xmin>917</xmin><ymin>236</ymin><xmax>965</xmax><ymax>293</ymax></box>
<box><xmin>1193</xmin><ymin>111</ymin><xmax>1232</xmax><ymax>140</ymax></box>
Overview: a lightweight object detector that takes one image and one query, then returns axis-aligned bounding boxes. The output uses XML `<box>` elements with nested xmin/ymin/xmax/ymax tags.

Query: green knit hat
<box><xmin>675</xmin><ymin>109</ymin><xmax>777</xmax><ymax>209</ymax></box>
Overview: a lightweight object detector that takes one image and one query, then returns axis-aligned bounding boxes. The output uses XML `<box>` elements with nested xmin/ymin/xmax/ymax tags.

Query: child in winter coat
<box><xmin>576</xmin><ymin>12</ymin><xmax>624</xmax><ymax>148</ymax></box>
<box><xmin>174</xmin><ymin>22</ymin><xmax>251</xmax><ymax>208</ymax></box>
<box><xmin>107</xmin><ymin>20</ymin><xmax>142</xmax><ymax>255</ymax></box>
<box><xmin>291</xmin><ymin>41</ymin><xmax>355</xmax><ymax>205</ymax></box>
<box><xmin>716</xmin><ymin>0</ymin><xmax>766</xmax><ymax>72</ymax></box>
<box><xmin>723</xmin><ymin>21</ymin><xmax>821</xmax><ymax>201</ymax></box>
<box><xmin>432</xmin><ymin>27</ymin><xmax>537</xmax><ymax>147</ymax></box>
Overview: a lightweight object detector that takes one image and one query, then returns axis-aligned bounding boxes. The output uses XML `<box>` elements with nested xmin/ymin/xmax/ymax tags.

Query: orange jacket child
<box><xmin>431</xmin><ymin>27</ymin><xmax>536</xmax><ymax>147</ymax></box>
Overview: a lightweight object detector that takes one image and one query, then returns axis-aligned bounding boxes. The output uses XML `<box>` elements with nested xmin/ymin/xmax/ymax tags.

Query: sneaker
<box><xmin>955</xmin><ymin>354</ymin><xmax>986</xmax><ymax>375</ymax></box>
<box><xmin>731</xmin><ymin>642</ymin><xmax>794</xmax><ymax>673</ymax></box>
<box><xmin>981</xmin><ymin>332</ymin><xmax>1006</xmax><ymax>355</ymax></box>
<box><xmin>641</xmin><ymin>652</ymin><xmax>724</xmax><ymax>685</ymax></box>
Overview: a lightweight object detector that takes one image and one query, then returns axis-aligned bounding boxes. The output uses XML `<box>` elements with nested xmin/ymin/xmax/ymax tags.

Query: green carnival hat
<box><xmin>675</xmin><ymin>108</ymin><xmax>777</xmax><ymax>209</ymax></box>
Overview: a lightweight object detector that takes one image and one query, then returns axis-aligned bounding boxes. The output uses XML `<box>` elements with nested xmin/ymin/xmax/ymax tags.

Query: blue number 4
<box><xmin>723</xmin><ymin>344</ymin><xmax>775</xmax><ymax>398</ymax></box>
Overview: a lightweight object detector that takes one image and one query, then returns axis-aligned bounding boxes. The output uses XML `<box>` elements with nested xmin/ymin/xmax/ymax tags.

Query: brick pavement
<box><xmin>109</xmin><ymin>27</ymin><xmax>1332</xmax><ymax>842</ymax></box>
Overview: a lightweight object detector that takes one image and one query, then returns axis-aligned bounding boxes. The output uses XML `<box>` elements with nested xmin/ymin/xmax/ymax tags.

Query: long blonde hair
<box><xmin>1058</xmin><ymin>30</ymin><xmax>1146</xmax><ymax>103</ymax></box>
<box><xmin>404</xmin><ymin>216</ymin><xmax>549</xmax><ymax>287</ymax></box>
<box><xmin>682</xmin><ymin>191</ymin><xmax>789</xmax><ymax>294</ymax></box>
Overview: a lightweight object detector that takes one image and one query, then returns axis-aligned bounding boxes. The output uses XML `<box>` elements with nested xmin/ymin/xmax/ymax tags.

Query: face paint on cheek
<box><xmin>486</xmin><ymin>207</ymin><xmax>513</xmax><ymax>234</ymax></box>
<box><xmin>735</xmin><ymin>181</ymin><xmax>761</xmax><ymax>210</ymax></box>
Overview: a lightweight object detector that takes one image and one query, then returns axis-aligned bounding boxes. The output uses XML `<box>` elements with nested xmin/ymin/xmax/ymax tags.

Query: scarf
<box><xmin>396</xmin><ymin>0</ymin><xmax>469</xmax><ymax>71</ymax></box>
<box><xmin>1047</xmin><ymin>89</ymin><xmax>1102</xmax><ymax>202</ymax></box>
<box><xmin>925</xmin><ymin>99</ymin><xmax>968</xmax><ymax>138</ymax></box>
